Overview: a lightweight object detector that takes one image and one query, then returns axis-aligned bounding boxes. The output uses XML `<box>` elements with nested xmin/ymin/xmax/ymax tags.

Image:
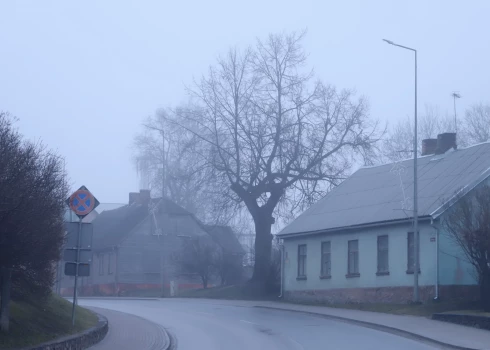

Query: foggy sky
<box><xmin>1</xmin><ymin>0</ymin><xmax>489</xmax><ymax>204</ymax></box>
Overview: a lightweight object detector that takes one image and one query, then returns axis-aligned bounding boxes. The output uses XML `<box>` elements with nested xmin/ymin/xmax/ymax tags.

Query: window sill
<box><xmin>345</xmin><ymin>273</ymin><xmax>360</xmax><ymax>278</ymax></box>
<box><xmin>296</xmin><ymin>276</ymin><xmax>307</xmax><ymax>280</ymax></box>
<box><xmin>319</xmin><ymin>275</ymin><xmax>331</xmax><ymax>280</ymax></box>
<box><xmin>406</xmin><ymin>269</ymin><xmax>421</xmax><ymax>275</ymax></box>
<box><xmin>376</xmin><ymin>271</ymin><xmax>390</xmax><ymax>276</ymax></box>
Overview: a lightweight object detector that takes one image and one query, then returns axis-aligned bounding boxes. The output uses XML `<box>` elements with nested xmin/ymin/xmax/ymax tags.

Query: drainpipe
<box><xmin>430</xmin><ymin>218</ymin><xmax>440</xmax><ymax>300</ymax></box>
<box><xmin>278</xmin><ymin>241</ymin><xmax>284</xmax><ymax>298</ymax></box>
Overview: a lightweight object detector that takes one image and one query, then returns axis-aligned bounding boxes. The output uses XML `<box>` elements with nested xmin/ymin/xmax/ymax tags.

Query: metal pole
<box><xmin>413</xmin><ymin>50</ymin><xmax>419</xmax><ymax>303</ymax></box>
<box><xmin>57</xmin><ymin>158</ymin><xmax>66</xmax><ymax>295</ymax></box>
<box><xmin>162</xmin><ymin>130</ymin><xmax>165</xmax><ymax>198</ymax></box>
<box><xmin>383</xmin><ymin>39</ymin><xmax>419</xmax><ymax>302</ymax></box>
<box><xmin>160</xmin><ymin>130</ymin><xmax>165</xmax><ymax>297</ymax></box>
<box><xmin>71</xmin><ymin>217</ymin><xmax>82</xmax><ymax>326</ymax></box>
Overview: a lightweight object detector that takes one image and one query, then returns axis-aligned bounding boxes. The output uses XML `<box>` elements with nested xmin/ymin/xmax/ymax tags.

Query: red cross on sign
<box><xmin>67</xmin><ymin>186</ymin><xmax>99</xmax><ymax>218</ymax></box>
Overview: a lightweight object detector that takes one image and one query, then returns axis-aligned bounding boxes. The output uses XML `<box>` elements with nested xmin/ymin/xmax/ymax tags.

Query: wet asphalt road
<box><xmin>79</xmin><ymin>298</ymin><xmax>440</xmax><ymax>350</ymax></box>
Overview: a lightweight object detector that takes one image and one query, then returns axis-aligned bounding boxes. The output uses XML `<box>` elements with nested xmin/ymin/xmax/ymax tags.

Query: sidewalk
<box><xmin>251</xmin><ymin>300</ymin><xmax>490</xmax><ymax>350</ymax></box>
<box><xmin>87</xmin><ymin>306</ymin><xmax>171</xmax><ymax>350</ymax></box>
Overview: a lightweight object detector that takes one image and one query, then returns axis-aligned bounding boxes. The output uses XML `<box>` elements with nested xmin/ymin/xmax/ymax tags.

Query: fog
<box><xmin>1</xmin><ymin>0</ymin><xmax>489</xmax><ymax>203</ymax></box>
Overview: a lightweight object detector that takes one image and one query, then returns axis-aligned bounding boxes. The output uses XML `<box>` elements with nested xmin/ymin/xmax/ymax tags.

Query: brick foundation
<box><xmin>285</xmin><ymin>285</ymin><xmax>480</xmax><ymax>304</ymax></box>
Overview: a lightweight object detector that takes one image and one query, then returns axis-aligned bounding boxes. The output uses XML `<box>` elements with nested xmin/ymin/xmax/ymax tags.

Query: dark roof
<box><xmin>92</xmin><ymin>197</ymin><xmax>193</xmax><ymax>249</ymax></box>
<box><xmin>156</xmin><ymin>198</ymin><xmax>192</xmax><ymax>215</ymax></box>
<box><xmin>204</xmin><ymin>225</ymin><xmax>245</xmax><ymax>255</ymax></box>
<box><xmin>279</xmin><ymin>142</ymin><xmax>490</xmax><ymax>236</ymax></box>
<box><xmin>92</xmin><ymin>203</ymin><xmax>148</xmax><ymax>249</ymax></box>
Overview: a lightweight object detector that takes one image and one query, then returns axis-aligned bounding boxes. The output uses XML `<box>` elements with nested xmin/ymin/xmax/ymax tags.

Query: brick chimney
<box><xmin>435</xmin><ymin>133</ymin><xmax>457</xmax><ymax>155</ymax></box>
<box><xmin>129</xmin><ymin>190</ymin><xmax>151</xmax><ymax>206</ymax></box>
<box><xmin>129</xmin><ymin>192</ymin><xmax>139</xmax><ymax>205</ymax></box>
<box><xmin>421</xmin><ymin>138</ymin><xmax>437</xmax><ymax>156</ymax></box>
<box><xmin>139</xmin><ymin>189</ymin><xmax>151</xmax><ymax>206</ymax></box>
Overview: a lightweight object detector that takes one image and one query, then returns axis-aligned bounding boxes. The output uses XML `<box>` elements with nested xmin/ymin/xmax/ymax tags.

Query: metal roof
<box><xmin>204</xmin><ymin>225</ymin><xmax>245</xmax><ymax>255</ymax></box>
<box><xmin>279</xmin><ymin>142</ymin><xmax>490</xmax><ymax>236</ymax></box>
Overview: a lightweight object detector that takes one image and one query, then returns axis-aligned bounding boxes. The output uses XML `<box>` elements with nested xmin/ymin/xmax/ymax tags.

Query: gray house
<box><xmin>278</xmin><ymin>134</ymin><xmax>490</xmax><ymax>304</ymax></box>
<box><xmin>60</xmin><ymin>190</ymin><xmax>243</xmax><ymax>296</ymax></box>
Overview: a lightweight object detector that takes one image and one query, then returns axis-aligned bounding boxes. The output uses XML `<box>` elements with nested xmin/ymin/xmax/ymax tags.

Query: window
<box><xmin>320</xmin><ymin>241</ymin><xmax>331</xmax><ymax>278</ymax></box>
<box><xmin>297</xmin><ymin>244</ymin><xmax>307</xmax><ymax>279</ymax></box>
<box><xmin>407</xmin><ymin>232</ymin><xmax>420</xmax><ymax>274</ymax></box>
<box><xmin>108</xmin><ymin>252</ymin><xmax>113</xmax><ymax>274</ymax></box>
<box><xmin>377</xmin><ymin>235</ymin><xmax>389</xmax><ymax>275</ymax></box>
<box><xmin>98</xmin><ymin>254</ymin><xmax>104</xmax><ymax>275</ymax></box>
<box><xmin>347</xmin><ymin>240</ymin><xmax>359</xmax><ymax>277</ymax></box>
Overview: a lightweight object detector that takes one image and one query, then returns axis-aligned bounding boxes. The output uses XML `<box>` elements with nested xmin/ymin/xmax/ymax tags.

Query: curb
<box><xmin>433</xmin><ymin>313</ymin><xmax>490</xmax><ymax>331</ymax></box>
<box><xmin>76</xmin><ymin>297</ymin><xmax>160</xmax><ymax>301</ymax></box>
<box><xmin>19</xmin><ymin>312</ymin><xmax>108</xmax><ymax>350</ymax></box>
<box><xmin>254</xmin><ymin>306</ymin><xmax>477</xmax><ymax>350</ymax></box>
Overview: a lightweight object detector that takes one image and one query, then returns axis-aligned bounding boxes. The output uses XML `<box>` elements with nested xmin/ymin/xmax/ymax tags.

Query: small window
<box><xmin>320</xmin><ymin>241</ymin><xmax>331</xmax><ymax>277</ymax></box>
<box><xmin>377</xmin><ymin>235</ymin><xmax>389</xmax><ymax>275</ymax></box>
<box><xmin>108</xmin><ymin>252</ymin><xmax>113</xmax><ymax>274</ymax></box>
<box><xmin>98</xmin><ymin>254</ymin><xmax>104</xmax><ymax>275</ymax></box>
<box><xmin>297</xmin><ymin>244</ymin><xmax>307</xmax><ymax>278</ymax></box>
<box><xmin>407</xmin><ymin>232</ymin><xmax>420</xmax><ymax>274</ymax></box>
<box><xmin>347</xmin><ymin>240</ymin><xmax>359</xmax><ymax>277</ymax></box>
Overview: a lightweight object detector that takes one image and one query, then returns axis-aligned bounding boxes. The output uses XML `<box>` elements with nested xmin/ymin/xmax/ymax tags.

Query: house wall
<box><xmin>438</xmin><ymin>225</ymin><xmax>477</xmax><ymax>287</ymax></box>
<box><xmin>112</xmin><ymin>212</ymin><xmax>217</xmax><ymax>296</ymax></box>
<box><xmin>283</xmin><ymin>221</ymin><xmax>440</xmax><ymax>303</ymax></box>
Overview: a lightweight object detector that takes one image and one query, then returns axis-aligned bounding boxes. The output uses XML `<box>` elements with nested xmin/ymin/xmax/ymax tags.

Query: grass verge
<box><xmin>177</xmin><ymin>284</ymin><xmax>482</xmax><ymax>317</ymax></box>
<box><xmin>283</xmin><ymin>300</ymin><xmax>482</xmax><ymax>317</ymax></box>
<box><xmin>177</xmin><ymin>284</ymin><xmax>279</xmax><ymax>301</ymax></box>
<box><xmin>0</xmin><ymin>294</ymin><xmax>98</xmax><ymax>349</ymax></box>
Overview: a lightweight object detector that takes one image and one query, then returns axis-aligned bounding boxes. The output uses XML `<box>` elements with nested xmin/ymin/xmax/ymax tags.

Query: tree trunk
<box><xmin>480</xmin><ymin>271</ymin><xmax>490</xmax><ymax>312</ymax></box>
<box><xmin>0</xmin><ymin>267</ymin><xmax>12</xmax><ymax>333</ymax></box>
<box><xmin>251</xmin><ymin>212</ymin><xmax>273</xmax><ymax>287</ymax></box>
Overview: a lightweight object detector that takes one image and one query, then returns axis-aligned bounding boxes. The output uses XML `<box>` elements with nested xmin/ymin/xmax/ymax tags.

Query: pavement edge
<box><xmin>253</xmin><ymin>306</ymin><xmax>477</xmax><ymax>350</ymax></box>
<box><xmin>86</xmin><ymin>306</ymin><xmax>173</xmax><ymax>350</ymax></box>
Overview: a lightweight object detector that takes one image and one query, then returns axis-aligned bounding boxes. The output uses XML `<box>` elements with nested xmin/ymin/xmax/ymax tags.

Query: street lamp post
<box><xmin>383</xmin><ymin>39</ymin><xmax>419</xmax><ymax>303</ymax></box>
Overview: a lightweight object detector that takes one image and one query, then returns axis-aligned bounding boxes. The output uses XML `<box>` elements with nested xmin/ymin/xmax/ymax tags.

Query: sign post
<box><xmin>66</xmin><ymin>186</ymin><xmax>99</xmax><ymax>326</ymax></box>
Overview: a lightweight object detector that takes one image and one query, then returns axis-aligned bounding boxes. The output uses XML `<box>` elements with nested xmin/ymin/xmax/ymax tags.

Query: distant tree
<box><xmin>133</xmin><ymin>109</ymin><xmax>239</xmax><ymax>225</ymax></box>
<box><xmin>382</xmin><ymin>105</ymin><xmax>454</xmax><ymax>162</ymax></box>
<box><xmin>213</xmin><ymin>248</ymin><xmax>243</xmax><ymax>286</ymax></box>
<box><xmin>168</xmin><ymin>31</ymin><xmax>381</xmax><ymax>288</ymax></box>
<box><xmin>0</xmin><ymin>112</ymin><xmax>67</xmax><ymax>332</ymax></box>
<box><xmin>463</xmin><ymin>103</ymin><xmax>490</xmax><ymax>145</ymax></box>
<box><xmin>443</xmin><ymin>185</ymin><xmax>490</xmax><ymax>312</ymax></box>
<box><xmin>179</xmin><ymin>236</ymin><xmax>217</xmax><ymax>289</ymax></box>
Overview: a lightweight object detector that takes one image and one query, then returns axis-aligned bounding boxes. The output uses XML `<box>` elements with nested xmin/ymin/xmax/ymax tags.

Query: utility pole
<box><xmin>143</xmin><ymin>121</ymin><xmax>167</xmax><ymax>297</ymax></box>
<box><xmin>160</xmin><ymin>129</ymin><xmax>166</xmax><ymax>297</ymax></box>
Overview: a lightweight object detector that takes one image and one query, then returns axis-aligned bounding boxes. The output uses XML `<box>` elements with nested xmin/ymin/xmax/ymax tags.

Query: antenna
<box><xmin>452</xmin><ymin>92</ymin><xmax>461</xmax><ymax>135</ymax></box>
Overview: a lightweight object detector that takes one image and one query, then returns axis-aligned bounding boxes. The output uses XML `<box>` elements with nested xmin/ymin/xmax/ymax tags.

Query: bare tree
<box><xmin>382</xmin><ymin>105</ymin><xmax>454</xmax><ymax>162</ymax></box>
<box><xmin>179</xmin><ymin>236</ymin><xmax>217</xmax><ymax>289</ymax></box>
<box><xmin>0</xmin><ymin>112</ymin><xmax>67</xmax><ymax>332</ymax></box>
<box><xmin>169</xmin><ymin>32</ymin><xmax>381</xmax><ymax>287</ymax></box>
<box><xmin>463</xmin><ymin>103</ymin><xmax>490</xmax><ymax>145</ymax></box>
<box><xmin>443</xmin><ymin>185</ymin><xmax>490</xmax><ymax>312</ymax></box>
<box><xmin>213</xmin><ymin>248</ymin><xmax>243</xmax><ymax>286</ymax></box>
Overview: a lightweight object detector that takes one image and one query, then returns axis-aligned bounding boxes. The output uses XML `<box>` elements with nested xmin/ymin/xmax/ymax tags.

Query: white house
<box><xmin>277</xmin><ymin>133</ymin><xmax>490</xmax><ymax>304</ymax></box>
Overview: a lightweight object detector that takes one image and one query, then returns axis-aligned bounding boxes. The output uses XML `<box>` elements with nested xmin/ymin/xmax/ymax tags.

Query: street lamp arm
<box><xmin>383</xmin><ymin>39</ymin><xmax>416</xmax><ymax>52</ymax></box>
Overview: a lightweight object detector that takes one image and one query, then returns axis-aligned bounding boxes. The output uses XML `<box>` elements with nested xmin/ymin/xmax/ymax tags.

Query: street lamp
<box><xmin>383</xmin><ymin>39</ymin><xmax>419</xmax><ymax>303</ymax></box>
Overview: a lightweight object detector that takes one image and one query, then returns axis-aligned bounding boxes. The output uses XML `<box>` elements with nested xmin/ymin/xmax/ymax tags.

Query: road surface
<box><xmin>80</xmin><ymin>298</ymin><xmax>440</xmax><ymax>350</ymax></box>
